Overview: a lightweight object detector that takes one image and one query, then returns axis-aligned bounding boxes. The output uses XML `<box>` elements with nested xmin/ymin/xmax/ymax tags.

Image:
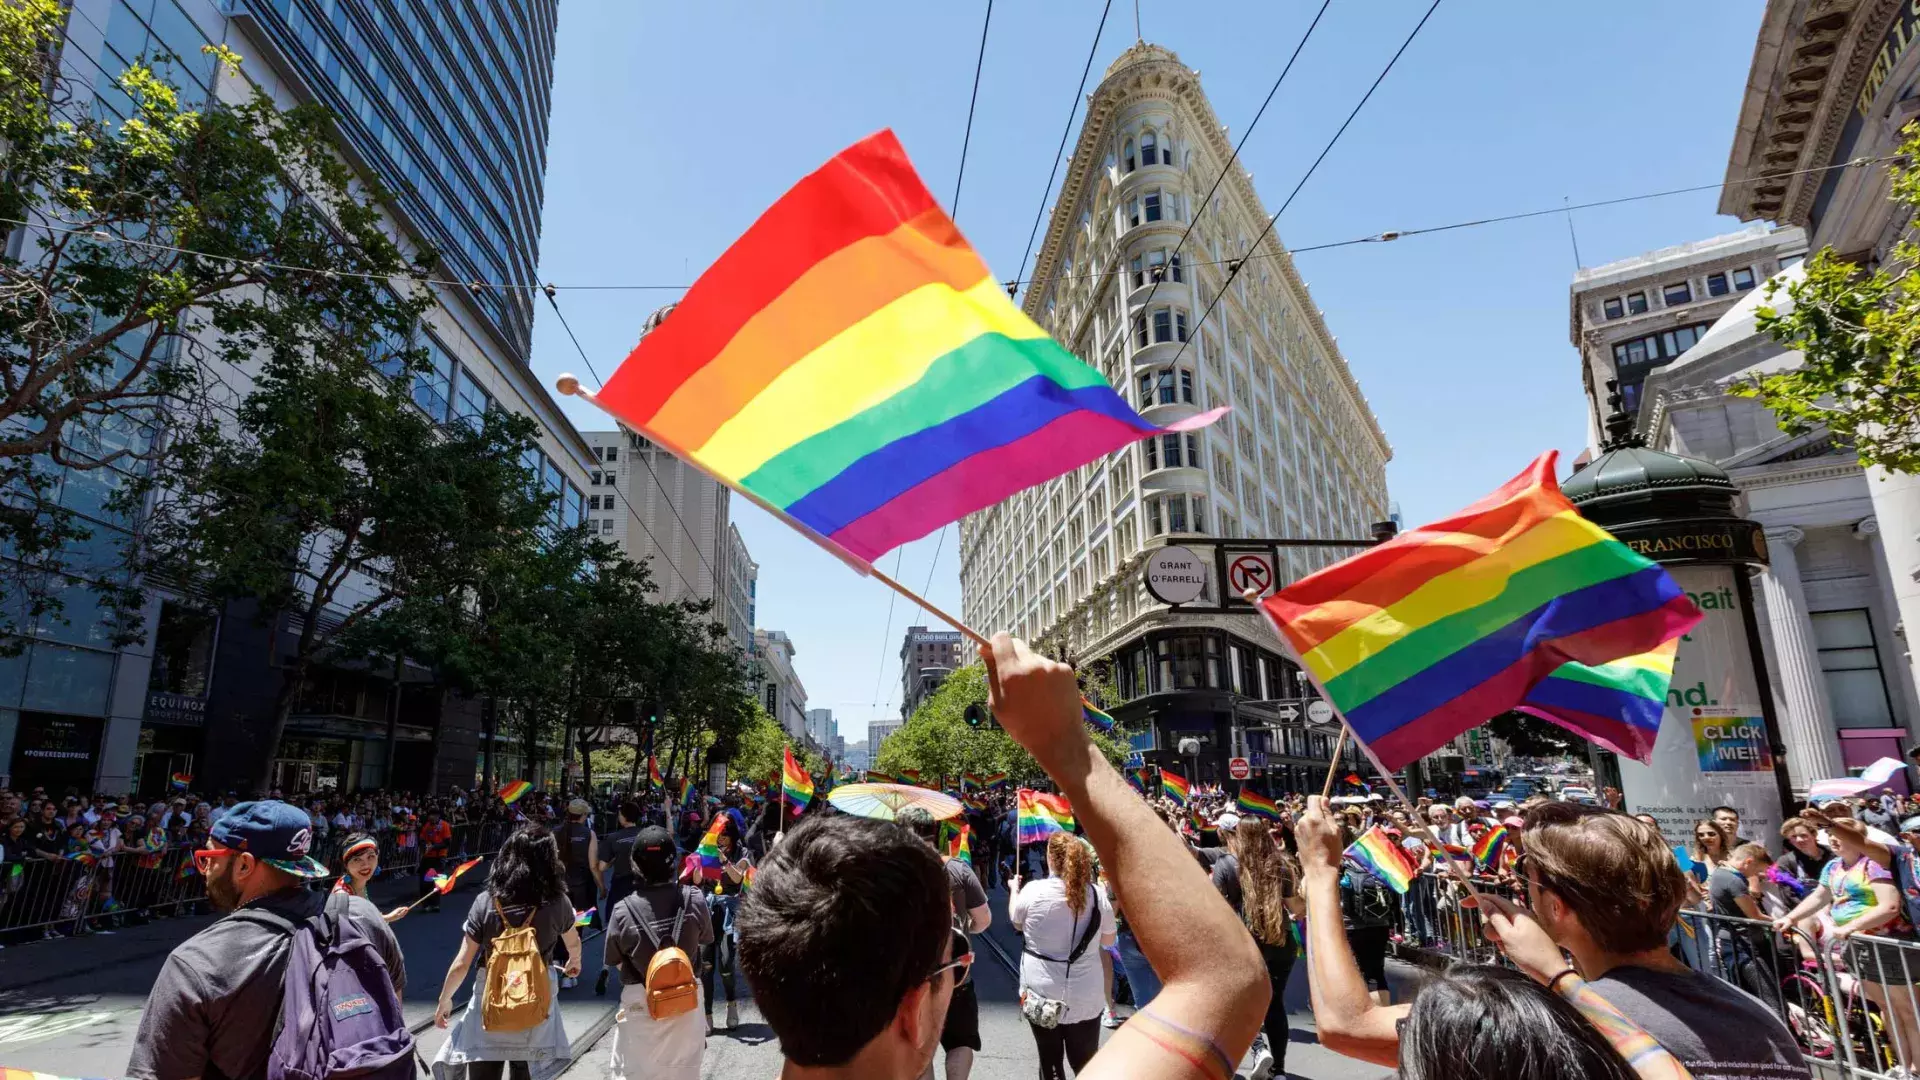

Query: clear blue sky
<box><xmin>527</xmin><ymin>0</ymin><xmax>1767</xmax><ymax>741</ymax></box>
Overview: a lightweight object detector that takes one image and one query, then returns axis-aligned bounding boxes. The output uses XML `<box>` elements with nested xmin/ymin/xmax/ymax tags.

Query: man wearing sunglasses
<box><xmin>127</xmin><ymin>800</ymin><xmax>406</xmax><ymax>1080</ymax></box>
<box><xmin>737</xmin><ymin>634</ymin><xmax>1271</xmax><ymax>1080</ymax></box>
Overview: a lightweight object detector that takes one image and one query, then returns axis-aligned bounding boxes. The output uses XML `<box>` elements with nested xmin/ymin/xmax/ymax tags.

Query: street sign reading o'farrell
<box><xmin>1143</xmin><ymin>545</ymin><xmax>1208</xmax><ymax>605</ymax></box>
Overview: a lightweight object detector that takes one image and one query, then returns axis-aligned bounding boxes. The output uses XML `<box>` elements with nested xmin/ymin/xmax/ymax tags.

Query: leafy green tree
<box><xmin>878</xmin><ymin>664</ymin><xmax>1130</xmax><ymax>787</ymax></box>
<box><xmin>1</xmin><ymin>0</ymin><xmax>435</xmax><ymax>643</ymax></box>
<box><xmin>1749</xmin><ymin>126</ymin><xmax>1920</xmax><ymax>473</ymax></box>
<box><xmin>729</xmin><ymin>703</ymin><xmax>826</xmax><ymax>791</ymax></box>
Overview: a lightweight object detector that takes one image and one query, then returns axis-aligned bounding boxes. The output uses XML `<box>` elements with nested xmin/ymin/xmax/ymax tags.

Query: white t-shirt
<box><xmin>1010</xmin><ymin>877</ymin><xmax>1117</xmax><ymax>1025</ymax></box>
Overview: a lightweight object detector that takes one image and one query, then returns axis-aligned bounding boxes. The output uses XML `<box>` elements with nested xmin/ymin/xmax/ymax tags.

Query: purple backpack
<box><xmin>237</xmin><ymin>892</ymin><xmax>415</xmax><ymax>1080</ymax></box>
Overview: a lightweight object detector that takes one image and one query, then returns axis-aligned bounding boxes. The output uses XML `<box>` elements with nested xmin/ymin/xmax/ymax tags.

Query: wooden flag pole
<box><xmin>1321</xmin><ymin>728</ymin><xmax>1349</xmax><ymax>799</ymax></box>
<box><xmin>1245</xmin><ymin>589</ymin><xmax>1480</xmax><ymax>896</ymax></box>
<box><xmin>558</xmin><ymin>375</ymin><xmax>989</xmax><ymax>648</ymax></box>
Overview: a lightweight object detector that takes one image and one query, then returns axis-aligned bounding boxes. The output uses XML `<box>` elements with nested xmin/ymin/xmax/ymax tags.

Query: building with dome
<box><xmin>956</xmin><ymin>43</ymin><xmax>1387</xmax><ymax>789</ymax></box>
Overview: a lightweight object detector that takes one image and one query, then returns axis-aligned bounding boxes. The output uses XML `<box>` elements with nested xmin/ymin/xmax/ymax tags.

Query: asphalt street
<box><xmin>0</xmin><ymin>877</ymin><xmax>1411</xmax><ymax>1080</ymax></box>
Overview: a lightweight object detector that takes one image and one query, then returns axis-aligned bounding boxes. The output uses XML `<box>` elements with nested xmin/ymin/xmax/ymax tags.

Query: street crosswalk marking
<box><xmin>0</xmin><ymin>1007</ymin><xmax>121</xmax><ymax>1046</ymax></box>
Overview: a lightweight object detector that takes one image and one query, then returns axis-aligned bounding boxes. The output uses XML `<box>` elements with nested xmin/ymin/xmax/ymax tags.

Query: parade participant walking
<box><xmin>595</xmin><ymin>799</ymin><xmax>644</xmax><ymax>996</ymax></box>
<box><xmin>1211</xmin><ymin>817</ymin><xmax>1305</xmax><ymax>1080</ymax></box>
<box><xmin>899</xmin><ymin>807</ymin><xmax>990</xmax><ymax>1080</ymax></box>
<box><xmin>737</xmin><ymin>633</ymin><xmax>1270</xmax><ymax>1080</ymax></box>
<box><xmin>685</xmin><ymin>814</ymin><xmax>749</xmax><ymax>1033</ymax></box>
<box><xmin>604</xmin><ymin>825</ymin><xmax>711</xmax><ymax>1080</ymax></box>
<box><xmin>331</xmin><ymin>831</ymin><xmax>410</xmax><ymax>923</ymax></box>
<box><xmin>431</xmin><ymin>825</ymin><xmax>583</xmax><ymax>1080</ymax></box>
<box><xmin>418</xmin><ymin>807</ymin><xmax>454</xmax><ymax>913</ymax></box>
<box><xmin>128</xmin><ymin>800</ymin><xmax>408</xmax><ymax>1080</ymax></box>
<box><xmin>1011</xmin><ymin>830</ymin><xmax>1117</xmax><ymax>1078</ymax></box>
<box><xmin>557</xmin><ymin>799</ymin><xmax>600</xmax><ymax>962</ymax></box>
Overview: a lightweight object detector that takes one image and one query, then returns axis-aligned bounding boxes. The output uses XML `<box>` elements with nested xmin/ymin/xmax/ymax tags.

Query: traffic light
<box><xmin>964</xmin><ymin>703</ymin><xmax>998</xmax><ymax>730</ymax></box>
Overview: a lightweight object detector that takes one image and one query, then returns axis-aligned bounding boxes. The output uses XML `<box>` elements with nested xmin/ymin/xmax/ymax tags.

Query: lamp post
<box><xmin>1562</xmin><ymin>384</ymin><xmax>1795</xmax><ymax>841</ymax></box>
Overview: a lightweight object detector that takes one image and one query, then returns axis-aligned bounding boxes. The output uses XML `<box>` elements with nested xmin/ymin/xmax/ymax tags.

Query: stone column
<box><xmin>1865</xmin><ymin>466</ymin><xmax>1920</xmax><ymax>714</ymax></box>
<box><xmin>1759</xmin><ymin>527</ymin><xmax>1846</xmax><ymax>788</ymax></box>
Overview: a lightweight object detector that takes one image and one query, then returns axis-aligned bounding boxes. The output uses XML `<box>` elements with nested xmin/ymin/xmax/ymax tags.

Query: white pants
<box><xmin>608</xmin><ymin>981</ymin><xmax>705</xmax><ymax>1080</ymax></box>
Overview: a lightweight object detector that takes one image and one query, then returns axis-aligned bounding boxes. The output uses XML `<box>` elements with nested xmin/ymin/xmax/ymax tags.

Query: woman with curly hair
<box><xmin>1010</xmin><ymin>831</ymin><xmax>1117</xmax><ymax>1079</ymax></box>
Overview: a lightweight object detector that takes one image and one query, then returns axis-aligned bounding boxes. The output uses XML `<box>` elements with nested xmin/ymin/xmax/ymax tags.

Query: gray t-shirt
<box><xmin>605</xmin><ymin>884</ymin><xmax>712</xmax><ymax>981</ymax></box>
<box><xmin>462</xmin><ymin>889</ymin><xmax>576</xmax><ymax>966</ymax></box>
<box><xmin>946</xmin><ymin>857</ymin><xmax>988</xmax><ymax>925</ymax></box>
<box><xmin>128</xmin><ymin>887</ymin><xmax>405</xmax><ymax>1080</ymax></box>
<box><xmin>1589</xmin><ymin>966</ymin><xmax>1809</xmax><ymax>1080</ymax></box>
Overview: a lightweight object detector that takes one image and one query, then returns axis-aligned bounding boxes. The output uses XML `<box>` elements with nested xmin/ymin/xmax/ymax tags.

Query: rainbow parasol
<box><xmin>826</xmin><ymin>782</ymin><xmax>963</xmax><ymax>822</ymax></box>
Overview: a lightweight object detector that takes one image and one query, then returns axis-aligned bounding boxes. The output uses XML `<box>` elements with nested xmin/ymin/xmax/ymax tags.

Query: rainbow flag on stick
<box><xmin>1126</xmin><ymin>767</ymin><xmax>1148</xmax><ymax>794</ymax></box>
<box><xmin>1080</xmin><ymin>698</ymin><xmax>1115</xmax><ymax>734</ymax></box>
<box><xmin>1237</xmin><ymin>788</ymin><xmax>1281</xmax><ymax>820</ymax></box>
<box><xmin>1344</xmin><ymin>826</ymin><xmax>1418</xmax><ymax>894</ymax></box>
<box><xmin>576</xmin><ymin>129</ymin><xmax>1224</xmax><ymax>571</ymax></box>
<box><xmin>573</xmin><ymin>907</ymin><xmax>596</xmax><ymax>928</ymax></box>
<box><xmin>1017</xmin><ymin>789</ymin><xmax>1073</xmax><ymax>845</ymax></box>
<box><xmin>497</xmin><ymin>779</ymin><xmax>531</xmax><ymax>805</ymax></box>
<box><xmin>1518</xmin><ymin>638</ymin><xmax>1680</xmax><ymax>764</ymax></box>
<box><xmin>423</xmin><ymin>856</ymin><xmax>483</xmax><ymax>895</ymax></box>
<box><xmin>647</xmin><ymin>756</ymin><xmax>664</xmax><ymax>790</ymax></box>
<box><xmin>1259</xmin><ymin>452</ymin><xmax>1700</xmax><ymax>771</ymax></box>
<box><xmin>1160</xmin><ymin>769</ymin><xmax>1190</xmax><ymax>808</ymax></box>
<box><xmin>782</xmin><ymin>745</ymin><xmax>815</xmax><ymax>812</ymax></box>
<box><xmin>694</xmin><ymin>815</ymin><xmax>728</xmax><ymax>882</ymax></box>
<box><xmin>898</xmin><ymin>768</ymin><xmax>923</xmax><ymax>786</ymax></box>
<box><xmin>983</xmin><ymin>771</ymin><xmax>1009</xmax><ymax>790</ymax></box>
<box><xmin>169</xmin><ymin>772</ymin><xmax>192</xmax><ymax>791</ymax></box>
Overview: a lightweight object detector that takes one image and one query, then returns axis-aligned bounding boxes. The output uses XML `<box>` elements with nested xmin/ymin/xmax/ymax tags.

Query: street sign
<box><xmin>1275</xmin><ymin>704</ymin><xmax>1301</xmax><ymax>722</ymax></box>
<box><xmin>1228</xmin><ymin>757</ymin><xmax>1251</xmax><ymax>780</ymax></box>
<box><xmin>1144</xmin><ymin>545</ymin><xmax>1208</xmax><ymax>605</ymax></box>
<box><xmin>1226</xmin><ymin>551</ymin><xmax>1278</xmax><ymax>599</ymax></box>
<box><xmin>1306</xmin><ymin>700</ymin><xmax>1334</xmax><ymax>726</ymax></box>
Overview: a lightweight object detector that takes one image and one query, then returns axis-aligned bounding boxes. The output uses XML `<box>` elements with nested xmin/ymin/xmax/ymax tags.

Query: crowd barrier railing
<box><xmin>0</xmin><ymin>819</ymin><xmax>517</xmax><ymax>946</ymax></box>
<box><xmin>1385</xmin><ymin>868</ymin><xmax>1920</xmax><ymax>1080</ymax></box>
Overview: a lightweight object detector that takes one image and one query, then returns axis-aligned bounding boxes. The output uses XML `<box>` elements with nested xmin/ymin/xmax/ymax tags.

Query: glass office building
<box><xmin>0</xmin><ymin>0</ymin><xmax>577</xmax><ymax>797</ymax></box>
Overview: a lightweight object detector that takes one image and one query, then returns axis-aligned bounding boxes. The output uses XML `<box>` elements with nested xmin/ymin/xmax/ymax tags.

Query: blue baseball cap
<box><xmin>208</xmin><ymin>800</ymin><xmax>330</xmax><ymax>878</ymax></box>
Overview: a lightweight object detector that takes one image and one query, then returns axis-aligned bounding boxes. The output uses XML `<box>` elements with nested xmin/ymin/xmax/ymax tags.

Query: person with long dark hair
<box><xmin>1212</xmin><ymin>818</ymin><xmax>1306</xmax><ymax>1080</ymax></box>
<box><xmin>430</xmin><ymin>825</ymin><xmax>583</xmax><ymax>1079</ymax></box>
<box><xmin>1398</xmin><ymin>966</ymin><xmax>1639</xmax><ymax>1080</ymax></box>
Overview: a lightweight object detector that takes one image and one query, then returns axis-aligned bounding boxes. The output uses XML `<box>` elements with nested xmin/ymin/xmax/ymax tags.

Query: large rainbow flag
<box><xmin>1518</xmin><ymin>639</ymin><xmax>1680</xmax><ymax>764</ymax></box>
<box><xmin>1260</xmin><ymin>452</ymin><xmax>1699</xmax><ymax>770</ymax></box>
<box><xmin>588</xmin><ymin>129</ymin><xmax>1221</xmax><ymax>565</ymax></box>
<box><xmin>1017</xmin><ymin>789</ymin><xmax>1074</xmax><ymax>845</ymax></box>
<box><xmin>1236</xmin><ymin>788</ymin><xmax>1280</xmax><ymax>820</ymax></box>
<box><xmin>1344</xmin><ymin>826</ymin><xmax>1417</xmax><ymax>894</ymax></box>
<box><xmin>782</xmin><ymin>745</ymin><xmax>815</xmax><ymax>812</ymax></box>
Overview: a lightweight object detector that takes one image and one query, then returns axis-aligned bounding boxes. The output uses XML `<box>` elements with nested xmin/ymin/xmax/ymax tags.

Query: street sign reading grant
<box><xmin>1143</xmin><ymin>545</ymin><xmax>1207</xmax><ymax>605</ymax></box>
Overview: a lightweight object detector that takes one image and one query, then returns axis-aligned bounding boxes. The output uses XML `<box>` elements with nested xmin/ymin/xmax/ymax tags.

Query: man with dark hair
<box><xmin>897</xmin><ymin>807</ymin><xmax>990</xmax><ymax>1080</ymax></box>
<box><xmin>595</xmin><ymin>800</ymin><xmax>646</xmax><ymax>996</ymax></box>
<box><xmin>1301</xmin><ymin>798</ymin><xmax>1808</xmax><ymax>1079</ymax></box>
<box><xmin>128</xmin><ymin>800</ymin><xmax>405</xmax><ymax>1080</ymax></box>
<box><xmin>738</xmin><ymin>634</ymin><xmax>1270</xmax><ymax>1080</ymax></box>
<box><xmin>1712</xmin><ymin>805</ymin><xmax>1756</xmax><ymax>845</ymax></box>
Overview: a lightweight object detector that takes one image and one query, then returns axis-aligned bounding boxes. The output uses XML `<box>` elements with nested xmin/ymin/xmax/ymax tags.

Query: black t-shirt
<box><xmin>28</xmin><ymin>822</ymin><xmax>63</xmax><ymax>857</ymax></box>
<box><xmin>602</xmin><ymin>826</ymin><xmax>640</xmax><ymax>886</ymax></box>
<box><xmin>605</xmin><ymin>884</ymin><xmax>712</xmax><ymax>982</ymax></box>
<box><xmin>1589</xmin><ymin>966</ymin><xmax>1809</xmax><ymax>1080</ymax></box>
<box><xmin>1775</xmin><ymin>845</ymin><xmax>1832</xmax><ymax>886</ymax></box>
<box><xmin>1211</xmin><ymin>853</ymin><xmax>1244</xmax><ymax>913</ymax></box>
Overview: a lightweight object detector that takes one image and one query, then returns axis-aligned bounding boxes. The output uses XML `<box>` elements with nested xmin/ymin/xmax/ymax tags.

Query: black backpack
<box><xmin>1340</xmin><ymin>871</ymin><xmax>1398</xmax><ymax>929</ymax></box>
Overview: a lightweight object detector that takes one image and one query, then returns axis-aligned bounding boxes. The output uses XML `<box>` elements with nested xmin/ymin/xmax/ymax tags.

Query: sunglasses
<box><xmin>191</xmin><ymin>845</ymin><xmax>250</xmax><ymax>874</ymax></box>
<box><xmin>925</xmin><ymin>926</ymin><xmax>975</xmax><ymax>989</ymax></box>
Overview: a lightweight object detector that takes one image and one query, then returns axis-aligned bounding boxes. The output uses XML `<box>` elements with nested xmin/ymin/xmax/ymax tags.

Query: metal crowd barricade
<box><xmin>1397</xmin><ymin>868</ymin><xmax>1527</xmax><ymax>966</ymax></box>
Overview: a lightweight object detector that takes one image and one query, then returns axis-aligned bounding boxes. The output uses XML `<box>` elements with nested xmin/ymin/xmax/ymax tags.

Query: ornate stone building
<box><xmin>956</xmin><ymin>43</ymin><xmax>1386</xmax><ymax>787</ymax></box>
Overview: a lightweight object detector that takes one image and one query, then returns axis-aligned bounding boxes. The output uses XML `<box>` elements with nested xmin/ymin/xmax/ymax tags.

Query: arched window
<box><xmin>1122</xmin><ymin>138</ymin><xmax>1136</xmax><ymax>173</ymax></box>
<box><xmin>1141</xmin><ymin>131</ymin><xmax>1158</xmax><ymax>167</ymax></box>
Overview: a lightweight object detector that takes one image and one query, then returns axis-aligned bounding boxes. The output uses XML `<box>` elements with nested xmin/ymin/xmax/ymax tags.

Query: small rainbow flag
<box><xmin>983</xmin><ymin>771</ymin><xmax>1009</xmax><ymax>790</ymax></box>
<box><xmin>1344</xmin><ymin>826</ymin><xmax>1417</xmax><ymax>894</ymax></box>
<box><xmin>694</xmin><ymin>815</ymin><xmax>727</xmax><ymax>881</ymax></box>
<box><xmin>648</xmin><ymin>756</ymin><xmax>664</xmax><ymax>790</ymax></box>
<box><xmin>586</xmin><ymin>129</ymin><xmax>1223</xmax><ymax>567</ymax></box>
<box><xmin>1259</xmin><ymin>452</ymin><xmax>1700</xmax><ymax>771</ymax></box>
<box><xmin>498</xmin><ymin>779</ymin><xmax>531</xmax><ymax>805</ymax></box>
<box><xmin>1126</xmin><ymin>768</ymin><xmax>1148</xmax><ymax>794</ymax></box>
<box><xmin>1518</xmin><ymin>638</ymin><xmax>1680</xmax><ymax>764</ymax></box>
<box><xmin>573</xmin><ymin>907</ymin><xmax>596</xmax><ymax>928</ymax></box>
<box><xmin>864</xmin><ymin>769</ymin><xmax>895</xmax><ymax>784</ymax></box>
<box><xmin>1471</xmin><ymin>825</ymin><xmax>1509</xmax><ymax>871</ymax></box>
<box><xmin>1080</xmin><ymin>698</ymin><xmax>1115</xmax><ymax>734</ymax></box>
<box><xmin>899</xmin><ymin>768</ymin><xmax>923</xmax><ymax>785</ymax></box>
<box><xmin>169</xmin><ymin>772</ymin><xmax>192</xmax><ymax>791</ymax></box>
<box><xmin>740</xmin><ymin>865</ymin><xmax>757</xmax><ymax>893</ymax></box>
<box><xmin>1343</xmin><ymin>773</ymin><xmax>1364</xmax><ymax>788</ymax></box>
<box><xmin>782</xmin><ymin>745</ymin><xmax>815</xmax><ymax>812</ymax></box>
<box><xmin>1190</xmin><ymin>810</ymin><xmax>1215</xmax><ymax>836</ymax></box>
<box><xmin>1236</xmin><ymin>788</ymin><xmax>1280</xmax><ymax>820</ymax></box>
<box><xmin>963</xmin><ymin>771</ymin><xmax>985</xmax><ymax>789</ymax></box>
<box><xmin>1017</xmin><ymin>789</ymin><xmax>1073</xmax><ymax>846</ymax></box>
<box><xmin>424</xmin><ymin>856</ymin><xmax>483</xmax><ymax>895</ymax></box>
<box><xmin>1161</xmin><ymin>769</ymin><xmax>1190</xmax><ymax>807</ymax></box>
<box><xmin>175</xmin><ymin>859</ymin><xmax>198</xmax><ymax>881</ymax></box>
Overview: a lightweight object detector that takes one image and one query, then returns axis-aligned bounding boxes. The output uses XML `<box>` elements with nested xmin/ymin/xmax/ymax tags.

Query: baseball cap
<box><xmin>567</xmin><ymin>798</ymin><xmax>591</xmax><ymax>816</ymax></box>
<box><xmin>1901</xmin><ymin>816</ymin><xmax>1920</xmax><ymax>835</ymax></box>
<box><xmin>1215</xmin><ymin>812</ymin><xmax>1242</xmax><ymax>832</ymax></box>
<box><xmin>631</xmin><ymin>825</ymin><xmax>677</xmax><ymax>882</ymax></box>
<box><xmin>207</xmin><ymin>800</ymin><xmax>330</xmax><ymax>878</ymax></box>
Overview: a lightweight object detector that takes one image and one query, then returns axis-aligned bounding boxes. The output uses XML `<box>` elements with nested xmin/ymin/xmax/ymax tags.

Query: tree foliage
<box><xmin>1</xmin><ymin>0</ymin><xmax>439</xmax><ymax>642</ymax></box>
<box><xmin>1748</xmin><ymin>126</ymin><xmax>1920</xmax><ymax>474</ymax></box>
<box><xmin>877</xmin><ymin>664</ymin><xmax>1130</xmax><ymax>787</ymax></box>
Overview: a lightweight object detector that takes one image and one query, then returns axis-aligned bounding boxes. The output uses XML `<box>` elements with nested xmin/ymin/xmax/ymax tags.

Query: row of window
<box><xmin>1121</xmin><ymin>129</ymin><xmax>1175</xmax><ymax>173</ymax></box>
<box><xmin>1129</xmin><ymin>249</ymin><xmax>1185</xmax><ymax>289</ymax></box>
<box><xmin>1610</xmin><ymin>321</ymin><xmax>1715</xmax><ymax>373</ymax></box>
<box><xmin>1600</xmin><ymin>266</ymin><xmax>1757</xmax><ymax>320</ymax></box>
<box><xmin>1126</xmin><ymin>187</ymin><xmax>1185</xmax><ymax>228</ymax></box>
<box><xmin>1132</xmin><ymin>307</ymin><xmax>1190</xmax><ymax>346</ymax></box>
